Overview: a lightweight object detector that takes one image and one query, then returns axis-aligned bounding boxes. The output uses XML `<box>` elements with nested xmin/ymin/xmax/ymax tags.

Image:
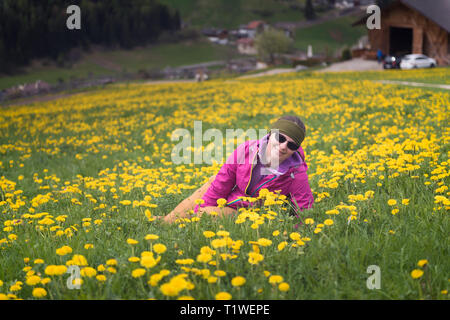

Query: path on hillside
<box><xmin>237</xmin><ymin>68</ymin><xmax>297</xmax><ymax>79</ymax></box>
<box><xmin>373</xmin><ymin>80</ymin><xmax>450</xmax><ymax>90</ymax></box>
<box><xmin>237</xmin><ymin>58</ymin><xmax>382</xmax><ymax>78</ymax></box>
<box><xmin>317</xmin><ymin>58</ymin><xmax>382</xmax><ymax>72</ymax></box>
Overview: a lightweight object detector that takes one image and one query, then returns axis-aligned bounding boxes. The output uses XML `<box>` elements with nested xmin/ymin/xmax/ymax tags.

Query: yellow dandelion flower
<box><xmin>96</xmin><ymin>275</ymin><xmax>107</xmax><ymax>282</ymax></box>
<box><xmin>387</xmin><ymin>199</ymin><xmax>397</xmax><ymax>206</ymax></box>
<box><xmin>411</xmin><ymin>269</ymin><xmax>424</xmax><ymax>279</ymax></box>
<box><xmin>268</xmin><ymin>275</ymin><xmax>283</xmax><ymax>284</ymax></box>
<box><xmin>149</xmin><ymin>274</ymin><xmax>164</xmax><ymax>287</ymax></box>
<box><xmin>131</xmin><ymin>268</ymin><xmax>146</xmax><ymax>278</ymax></box>
<box><xmin>216</xmin><ymin>230</ymin><xmax>230</xmax><ymax>237</ymax></box>
<box><xmin>97</xmin><ymin>265</ymin><xmax>106</xmax><ymax>272</ymax></box>
<box><xmin>211</xmin><ymin>238</ymin><xmax>227</xmax><ymax>248</ymax></box>
<box><xmin>106</xmin><ymin>259</ymin><xmax>117</xmax><ymax>266</ymax></box>
<box><xmin>141</xmin><ymin>255</ymin><xmax>159</xmax><ymax>269</ymax></box>
<box><xmin>25</xmin><ymin>275</ymin><xmax>41</xmax><ymax>286</ymax></box>
<box><xmin>71</xmin><ymin>255</ymin><xmax>88</xmax><ymax>266</ymax></box>
<box><xmin>277</xmin><ymin>241</ymin><xmax>287</xmax><ymax>251</ymax></box>
<box><xmin>153</xmin><ymin>243</ymin><xmax>167</xmax><ymax>254</ymax></box>
<box><xmin>289</xmin><ymin>232</ymin><xmax>301</xmax><ymax>241</ymax></box>
<box><xmin>197</xmin><ymin>253</ymin><xmax>213</xmax><ymax>263</ymax></box>
<box><xmin>128</xmin><ymin>257</ymin><xmax>140</xmax><ymax>263</ymax></box>
<box><xmin>216</xmin><ymin>198</ymin><xmax>227</xmax><ymax>207</ymax></box>
<box><xmin>145</xmin><ymin>234</ymin><xmax>159</xmax><ymax>241</ymax></box>
<box><xmin>32</xmin><ymin>288</ymin><xmax>47</xmax><ymax>298</ymax></box>
<box><xmin>231</xmin><ymin>276</ymin><xmax>246</xmax><ymax>287</ymax></box>
<box><xmin>278</xmin><ymin>282</ymin><xmax>290</xmax><ymax>292</ymax></box>
<box><xmin>417</xmin><ymin>259</ymin><xmax>428</xmax><ymax>267</ymax></box>
<box><xmin>80</xmin><ymin>267</ymin><xmax>97</xmax><ymax>278</ymax></box>
<box><xmin>214</xmin><ymin>270</ymin><xmax>226</xmax><ymax>277</ymax></box>
<box><xmin>175</xmin><ymin>259</ymin><xmax>194</xmax><ymax>265</ymax></box>
<box><xmin>127</xmin><ymin>238</ymin><xmax>138</xmax><ymax>245</ymax></box>
<box><xmin>203</xmin><ymin>231</ymin><xmax>215</xmax><ymax>238</ymax></box>
<box><xmin>248</xmin><ymin>252</ymin><xmax>264</xmax><ymax>265</ymax></box>
<box><xmin>207</xmin><ymin>276</ymin><xmax>218</xmax><ymax>284</ymax></box>
<box><xmin>215</xmin><ymin>292</ymin><xmax>232</xmax><ymax>300</ymax></box>
<box><xmin>257</xmin><ymin>238</ymin><xmax>272</xmax><ymax>247</ymax></box>
<box><xmin>107</xmin><ymin>267</ymin><xmax>117</xmax><ymax>274</ymax></box>
<box><xmin>56</xmin><ymin>246</ymin><xmax>72</xmax><ymax>256</ymax></box>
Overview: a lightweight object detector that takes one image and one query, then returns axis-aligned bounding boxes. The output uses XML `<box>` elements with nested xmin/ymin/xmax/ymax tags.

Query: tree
<box><xmin>304</xmin><ymin>0</ymin><xmax>316</xmax><ymax>21</ymax></box>
<box><xmin>254</xmin><ymin>28</ymin><xmax>292</xmax><ymax>65</ymax></box>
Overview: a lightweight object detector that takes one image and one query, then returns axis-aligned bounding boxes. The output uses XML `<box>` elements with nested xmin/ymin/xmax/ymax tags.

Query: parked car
<box><xmin>400</xmin><ymin>54</ymin><xmax>436</xmax><ymax>69</ymax></box>
<box><xmin>383</xmin><ymin>55</ymin><xmax>402</xmax><ymax>69</ymax></box>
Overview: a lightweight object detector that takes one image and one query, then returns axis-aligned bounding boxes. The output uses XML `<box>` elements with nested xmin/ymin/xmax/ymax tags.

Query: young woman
<box><xmin>162</xmin><ymin>115</ymin><xmax>314</xmax><ymax>223</ymax></box>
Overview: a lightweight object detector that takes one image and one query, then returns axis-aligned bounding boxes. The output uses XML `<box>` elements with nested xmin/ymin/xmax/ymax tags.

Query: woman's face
<box><xmin>265</xmin><ymin>132</ymin><xmax>297</xmax><ymax>166</ymax></box>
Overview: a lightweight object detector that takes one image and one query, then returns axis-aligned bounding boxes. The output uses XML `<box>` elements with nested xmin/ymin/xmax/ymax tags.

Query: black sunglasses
<box><xmin>273</xmin><ymin>132</ymin><xmax>299</xmax><ymax>151</ymax></box>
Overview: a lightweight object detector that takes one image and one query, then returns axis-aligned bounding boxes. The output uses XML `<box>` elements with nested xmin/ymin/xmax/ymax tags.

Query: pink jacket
<box><xmin>195</xmin><ymin>134</ymin><xmax>314</xmax><ymax>214</ymax></box>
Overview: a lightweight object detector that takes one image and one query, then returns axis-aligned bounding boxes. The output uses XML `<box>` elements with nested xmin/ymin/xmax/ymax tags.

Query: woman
<box><xmin>163</xmin><ymin>115</ymin><xmax>314</xmax><ymax>223</ymax></box>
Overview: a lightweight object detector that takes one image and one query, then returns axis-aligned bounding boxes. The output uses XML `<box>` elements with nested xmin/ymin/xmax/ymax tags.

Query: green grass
<box><xmin>253</xmin><ymin>66</ymin><xmax>450</xmax><ymax>85</ymax></box>
<box><xmin>0</xmin><ymin>64</ymin><xmax>448</xmax><ymax>301</ymax></box>
<box><xmin>292</xmin><ymin>14</ymin><xmax>367</xmax><ymax>55</ymax></box>
<box><xmin>0</xmin><ymin>40</ymin><xmax>244</xmax><ymax>91</ymax></box>
<box><xmin>160</xmin><ymin>0</ymin><xmax>315</xmax><ymax>29</ymax></box>
<box><xmin>0</xmin><ymin>60</ymin><xmax>115</xmax><ymax>92</ymax></box>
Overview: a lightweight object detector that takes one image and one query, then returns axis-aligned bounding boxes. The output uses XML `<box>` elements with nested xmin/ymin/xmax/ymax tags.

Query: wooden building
<box><xmin>353</xmin><ymin>0</ymin><xmax>450</xmax><ymax>65</ymax></box>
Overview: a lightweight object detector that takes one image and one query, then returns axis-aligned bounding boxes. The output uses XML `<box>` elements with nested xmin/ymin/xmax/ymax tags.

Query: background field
<box><xmin>0</xmin><ymin>68</ymin><xmax>448</xmax><ymax>300</ymax></box>
<box><xmin>0</xmin><ymin>1</ymin><xmax>368</xmax><ymax>92</ymax></box>
<box><xmin>0</xmin><ymin>40</ymin><xmax>245</xmax><ymax>91</ymax></box>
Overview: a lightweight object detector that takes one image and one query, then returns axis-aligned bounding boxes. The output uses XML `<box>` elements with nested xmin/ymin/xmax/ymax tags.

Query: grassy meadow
<box><xmin>0</xmin><ymin>68</ymin><xmax>449</xmax><ymax>300</ymax></box>
<box><xmin>0</xmin><ymin>40</ymin><xmax>244</xmax><ymax>91</ymax></box>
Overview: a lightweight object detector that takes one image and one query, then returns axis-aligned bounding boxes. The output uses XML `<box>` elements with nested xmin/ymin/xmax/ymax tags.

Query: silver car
<box><xmin>400</xmin><ymin>54</ymin><xmax>437</xmax><ymax>69</ymax></box>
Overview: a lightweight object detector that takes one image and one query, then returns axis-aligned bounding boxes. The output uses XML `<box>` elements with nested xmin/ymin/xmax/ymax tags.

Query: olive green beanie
<box><xmin>270</xmin><ymin>118</ymin><xmax>305</xmax><ymax>147</ymax></box>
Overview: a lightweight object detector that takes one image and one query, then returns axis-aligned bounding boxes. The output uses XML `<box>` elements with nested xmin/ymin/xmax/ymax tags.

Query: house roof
<box><xmin>401</xmin><ymin>0</ymin><xmax>450</xmax><ymax>32</ymax></box>
<box><xmin>352</xmin><ymin>0</ymin><xmax>450</xmax><ymax>32</ymax></box>
<box><xmin>247</xmin><ymin>20</ymin><xmax>266</xmax><ymax>29</ymax></box>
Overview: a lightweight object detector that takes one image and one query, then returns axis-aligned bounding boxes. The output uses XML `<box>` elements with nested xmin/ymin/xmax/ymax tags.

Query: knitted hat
<box><xmin>270</xmin><ymin>118</ymin><xmax>305</xmax><ymax>147</ymax></box>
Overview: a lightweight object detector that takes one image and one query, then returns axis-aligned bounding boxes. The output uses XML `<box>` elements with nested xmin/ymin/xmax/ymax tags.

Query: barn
<box><xmin>353</xmin><ymin>0</ymin><xmax>450</xmax><ymax>65</ymax></box>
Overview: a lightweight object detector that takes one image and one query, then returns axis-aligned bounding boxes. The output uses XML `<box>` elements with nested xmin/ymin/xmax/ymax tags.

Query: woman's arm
<box><xmin>163</xmin><ymin>144</ymin><xmax>242</xmax><ymax>223</ymax></box>
<box><xmin>198</xmin><ymin>145</ymin><xmax>240</xmax><ymax>207</ymax></box>
<box><xmin>289</xmin><ymin>169</ymin><xmax>314</xmax><ymax>214</ymax></box>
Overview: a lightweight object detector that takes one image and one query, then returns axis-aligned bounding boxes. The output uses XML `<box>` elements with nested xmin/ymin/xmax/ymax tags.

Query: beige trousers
<box><xmin>163</xmin><ymin>175</ymin><xmax>236</xmax><ymax>223</ymax></box>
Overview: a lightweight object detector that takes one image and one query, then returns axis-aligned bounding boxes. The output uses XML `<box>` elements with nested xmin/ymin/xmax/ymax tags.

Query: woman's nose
<box><xmin>279</xmin><ymin>141</ymin><xmax>288</xmax><ymax>151</ymax></box>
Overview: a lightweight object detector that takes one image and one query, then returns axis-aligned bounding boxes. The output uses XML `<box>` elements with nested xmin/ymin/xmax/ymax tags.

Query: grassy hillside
<box><xmin>160</xmin><ymin>0</ymin><xmax>366</xmax><ymax>55</ymax></box>
<box><xmin>293</xmin><ymin>14</ymin><xmax>367</xmax><ymax>55</ymax></box>
<box><xmin>160</xmin><ymin>0</ymin><xmax>315</xmax><ymax>28</ymax></box>
<box><xmin>0</xmin><ymin>40</ymin><xmax>244</xmax><ymax>91</ymax></box>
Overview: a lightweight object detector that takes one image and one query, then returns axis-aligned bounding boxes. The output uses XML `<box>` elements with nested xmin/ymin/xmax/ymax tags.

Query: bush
<box><xmin>341</xmin><ymin>47</ymin><xmax>352</xmax><ymax>61</ymax></box>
